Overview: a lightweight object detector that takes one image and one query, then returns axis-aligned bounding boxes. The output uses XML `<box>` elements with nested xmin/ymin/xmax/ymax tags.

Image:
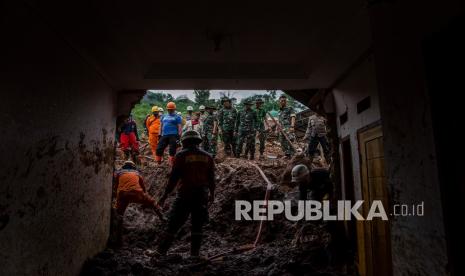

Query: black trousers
<box><xmin>156</xmin><ymin>135</ymin><xmax>178</xmax><ymax>157</ymax></box>
<box><xmin>166</xmin><ymin>188</ymin><xmax>209</xmax><ymax>236</ymax></box>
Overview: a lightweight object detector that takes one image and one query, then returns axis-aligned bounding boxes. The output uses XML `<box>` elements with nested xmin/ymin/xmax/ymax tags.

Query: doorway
<box><xmin>356</xmin><ymin>124</ymin><xmax>392</xmax><ymax>276</ymax></box>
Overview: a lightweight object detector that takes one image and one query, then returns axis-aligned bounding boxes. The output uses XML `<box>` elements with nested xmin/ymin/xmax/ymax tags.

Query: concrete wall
<box><xmin>332</xmin><ymin>56</ymin><xmax>381</xmax><ymax>201</ymax></box>
<box><xmin>0</xmin><ymin>2</ymin><xmax>116</xmax><ymax>275</ymax></box>
<box><xmin>368</xmin><ymin>1</ymin><xmax>463</xmax><ymax>275</ymax></box>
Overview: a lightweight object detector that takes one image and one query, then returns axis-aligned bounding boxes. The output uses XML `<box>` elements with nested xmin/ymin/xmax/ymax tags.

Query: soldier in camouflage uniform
<box><xmin>277</xmin><ymin>95</ymin><xmax>296</xmax><ymax>158</ymax></box>
<box><xmin>218</xmin><ymin>98</ymin><xmax>238</xmax><ymax>157</ymax></box>
<box><xmin>255</xmin><ymin>98</ymin><xmax>270</xmax><ymax>159</ymax></box>
<box><xmin>235</xmin><ymin>100</ymin><xmax>257</xmax><ymax>160</ymax></box>
<box><xmin>202</xmin><ymin>105</ymin><xmax>218</xmax><ymax>158</ymax></box>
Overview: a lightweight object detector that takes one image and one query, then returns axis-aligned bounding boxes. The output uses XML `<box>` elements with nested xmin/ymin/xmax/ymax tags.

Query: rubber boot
<box><xmin>249</xmin><ymin>153</ymin><xmax>255</xmax><ymax>160</ymax></box>
<box><xmin>259</xmin><ymin>153</ymin><xmax>264</xmax><ymax>160</ymax></box>
<box><xmin>157</xmin><ymin>232</ymin><xmax>175</xmax><ymax>255</ymax></box>
<box><xmin>190</xmin><ymin>233</ymin><xmax>203</xmax><ymax>257</ymax></box>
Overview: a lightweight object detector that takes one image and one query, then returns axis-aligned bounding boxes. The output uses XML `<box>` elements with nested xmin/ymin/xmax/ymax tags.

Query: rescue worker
<box><xmin>118</xmin><ymin>115</ymin><xmax>140</xmax><ymax>160</ymax></box>
<box><xmin>291</xmin><ymin>158</ymin><xmax>331</xmax><ymax>201</ymax></box>
<box><xmin>156</xmin><ymin>102</ymin><xmax>182</xmax><ymax>166</ymax></box>
<box><xmin>199</xmin><ymin>105</ymin><xmax>206</xmax><ymax>122</ymax></box>
<box><xmin>177</xmin><ymin>111</ymin><xmax>186</xmax><ymax>126</ymax></box>
<box><xmin>217</xmin><ymin>97</ymin><xmax>238</xmax><ymax>157</ymax></box>
<box><xmin>145</xmin><ymin>106</ymin><xmax>161</xmax><ymax>158</ymax></box>
<box><xmin>158</xmin><ymin>107</ymin><xmax>164</xmax><ymax>116</ymax></box>
<box><xmin>143</xmin><ymin>106</ymin><xmax>157</xmax><ymax>134</ymax></box>
<box><xmin>235</xmin><ymin>100</ymin><xmax>257</xmax><ymax>160</ymax></box>
<box><xmin>277</xmin><ymin>95</ymin><xmax>296</xmax><ymax>158</ymax></box>
<box><xmin>202</xmin><ymin>105</ymin><xmax>218</xmax><ymax>158</ymax></box>
<box><xmin>255</xmin><ymin>98</ymin><xmax>270</xmax><ymax>159</ymax></box>
<box><xmin>111</xmin><ymin>161</ymin><xmax>165</xmax><ymax>245</ymax></box>
<box><xmin>155</xmin><ymin>130</ymin><xmax>215</xmax><ymax>258</ymax></box>
<box><xmin>183</xmin><ymin>112</ymin><xmax>203</xmax><ymax>134</ymax></box>
<box><xmin>186</xmin><ymin>106</ymin><xmax>194</xmax><ymax>121</ymax></box>
<box><xmin>303</xmin><ymin>113</ymin><xmax>331</xmax><ymax>161</ymax></box>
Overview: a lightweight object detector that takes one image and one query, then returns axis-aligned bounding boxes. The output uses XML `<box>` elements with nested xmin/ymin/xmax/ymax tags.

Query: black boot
<box><xmin>249</xmin><ymin>154</ymin><xmax>255</xmax><ymax>160</ymax></box>
<box><xmin>191</xmin><ymin>233</ymin><xmax>203</xmax><ymax>257</ymax></box>
<box><xmin>157</xmin><ymin>232</ymin><xmax>175</xmax><ymax>255</ymax></box>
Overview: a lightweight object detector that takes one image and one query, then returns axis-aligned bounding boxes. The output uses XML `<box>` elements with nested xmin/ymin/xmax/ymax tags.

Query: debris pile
<box><xmin>82</xmin><ymin>142</ymin><xmax>350</xmax><ymax>275</ymax></box>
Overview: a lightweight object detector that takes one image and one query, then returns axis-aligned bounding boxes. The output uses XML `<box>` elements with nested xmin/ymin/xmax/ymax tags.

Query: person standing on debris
<box><xmin>183</xmin><ymin>112</ymin><xmax>203</xmax><ymax>134</ymax></box>
<box><xmin>156</xmin><ymin>102</ymin><xmax>182</xmax><ymax>166</ymax></box>
<box><xmin>198</xmin><ymin>105</ymin><xmax>206</xmax><ymax>122</ymax></box>
<box><xmin>202</xmin><ymin>105</ymin><xmax>218</xmax><ymax>158</ymax></box>
<box><xmin>255</xmin><ymin>98</ymin><xmax>270</xmax><ymax>160</ymax></box>
<box><xmin>235</xmin><ymin>100</ymin><xmax>258</xmax><ymax>160</ymax></box>
<box><xmin>186</xmin><ymin>106</ymin><xmax>194</xmax><ymax>121</ymax></box>
<box><xmin>303</xmin><ymin>113</ymin><xmax>331</xmax><ymax>161</ymax></box>
<box><xmin>154</xmin><ymin>130</ymin><xmax>215</xmax><ymax>258</ymax></box>
<box><xmin>218</xmin><ymin>97</ymin><xmax>238</xmax><ymax>157</ymax></box>
<box><xmin>111</xmin><ymin>161</ymin><xmax>165</xmax><ymax>245</ymax></box>
<box><xmin>118</xmin><ymin>115</ymin><xmax>140</xmax><ymax>160</ymax></box>
<box><xmin>145</xmin><ymin>106</ymin><xmax>161</xmax><ymax>158</ymax></box>
<box><xmin>277</xmin><ymin>95</ymin><xmax>296</xmax><ymax>158</ymax></box>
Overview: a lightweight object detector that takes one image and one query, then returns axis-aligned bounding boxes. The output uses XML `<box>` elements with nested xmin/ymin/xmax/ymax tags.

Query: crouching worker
<box><xmin>291</xmin><ymin>158</ymin><xmax>331</xmax><ymax>201</ymax></box>
<box><xmin>152</xmin><ymin>130</ymin><xmax>215</xmax><ymax>258</ymax></box>
<box><xmin>110</xmin><ymin>161</ymin><xmax>165</xmax><ymax>246</ymax></box>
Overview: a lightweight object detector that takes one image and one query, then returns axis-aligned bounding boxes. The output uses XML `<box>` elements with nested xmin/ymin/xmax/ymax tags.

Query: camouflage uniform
<box><xmin>278</xmin><ymin>106</ymin><xmax>296</xmax><ymax>156</ymax></box>
<box><xmin>202</xmin><ymin>111</ymin><xmax>218</xmax><ymax>157</ymax></box>
<box><xmin>218</xmin><ymin>106</ymin><xmax>238</xmax><ymax>156</ymax></box>
<box><xmin>235</xmin><ymin>106</ymin><xmax>257</xmax><ymax>159</ymax></box>
<box><xmin>255</xmin><ymin>107</ymin><xmax>267</xmax><ymax>156</ymax></box>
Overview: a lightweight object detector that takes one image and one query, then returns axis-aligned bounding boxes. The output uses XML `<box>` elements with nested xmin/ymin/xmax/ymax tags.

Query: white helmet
<box><xmin>199</xmin><ymin>105</ymin><xmax>205</xmax><ymax>111</ymax></box>
<box><xmin>176</xmin><ymin>111</ymin><xmax>182</xmax><ymax>115</ymax></box>
<box><xmin>187</xmin><ymin>106</ymin><xmax>193</xmax><ymax>111</ymax></box>
<box><xmin>291</xmin><ymin>164</ymin><xmax>310</xmax><ymax>183</ymax></box>
<box><xmin>158</xmin><ymin>108</ymin><xmax>164</xmax><ymax>112</ymax></box>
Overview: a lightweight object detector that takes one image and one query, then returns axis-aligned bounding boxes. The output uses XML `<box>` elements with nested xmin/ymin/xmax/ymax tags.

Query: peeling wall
<box><xmin>368</xmin><ymin>1</ymin><xmax>460</xmax><ymax>274</ymax></box>
<box><xmin>332</xmin><ymin>56</ymin><xmax>381</xmax><ymax>201</ymax></box>
<box><xmin>0</xmin><ymin>2</ymin><xmax>116</xmax><ymax>275</ymax></box>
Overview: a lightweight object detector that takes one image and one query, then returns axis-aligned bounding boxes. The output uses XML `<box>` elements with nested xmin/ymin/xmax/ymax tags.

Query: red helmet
<box><xmin>166</xmin><ymin>102</ymin><xmax>176</xmax><ymax>110</ymax></box>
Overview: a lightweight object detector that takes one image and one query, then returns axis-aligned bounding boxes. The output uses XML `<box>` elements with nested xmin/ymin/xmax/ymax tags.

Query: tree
<box><xmin>194</xmin><ymin>90</ymin><xmax>210</xmax><ymax>105</ymax></box>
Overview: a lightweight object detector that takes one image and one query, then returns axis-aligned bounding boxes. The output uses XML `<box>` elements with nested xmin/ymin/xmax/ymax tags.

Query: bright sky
<box><xmin>147</xmin><ymin>90</ymin><xmax>284</xmax><ymax>100</ymax></box>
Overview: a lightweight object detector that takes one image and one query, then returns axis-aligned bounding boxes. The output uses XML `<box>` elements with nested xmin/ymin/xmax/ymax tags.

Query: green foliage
<box><xmin>194</xmin><ymin>90</ymin><xmax>211</xmax><ymax>106</ymax></box>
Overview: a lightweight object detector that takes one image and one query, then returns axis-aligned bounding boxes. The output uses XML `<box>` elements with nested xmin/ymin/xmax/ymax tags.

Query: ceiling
<box><xmin>30</xmin><ymin>0</ymin><xmax>372</xmax><ymax>90</ymax></box>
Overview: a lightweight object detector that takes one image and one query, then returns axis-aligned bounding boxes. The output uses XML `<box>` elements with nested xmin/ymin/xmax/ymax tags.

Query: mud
<box><xmin>81</xmin><ymin>140</ymin><xmax>353</xmax><ymax>276</ymax></box>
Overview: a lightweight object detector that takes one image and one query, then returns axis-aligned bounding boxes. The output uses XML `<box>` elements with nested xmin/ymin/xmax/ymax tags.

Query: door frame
<box><xmin>356</xmin><ymin>121</ymin><xmax>392</xmax><ymax>276</ymax></box>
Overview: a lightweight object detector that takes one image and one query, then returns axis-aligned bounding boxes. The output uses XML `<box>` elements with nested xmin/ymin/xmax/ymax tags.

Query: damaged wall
<box><xmin>0</xmin><ymin>2</ymin><xmax>116</xmax><ymax>275</ymax></box>
<box><xmin>367</xmin><ymin>1</ymin><xmax>464</xmax><ymax>274</ymax></box>
<box><xmin>332</xmin><ymin>56</ymin><xmax>381</xmax><ymax>201</ymax></box>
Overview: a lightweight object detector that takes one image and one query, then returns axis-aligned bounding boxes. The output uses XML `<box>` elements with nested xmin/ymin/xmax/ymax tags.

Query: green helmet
<box><xmin>291</xmin><ymin>164</ymin><xmax>310</xmax><ymax>183</ymax></box>
<box><xmin>181</xmin><ymin>130</ymin><xmax>203</xmax><ymax>145</ymax></box>
<box><xmin>122</xmin><ymin>160</ymin><xmax>137</xmax><ymax>169</ymax></box>
<box><xmin>255</xmin><ymin>98</ymin><xmax>264</xmax><ymax>104</ymax></box>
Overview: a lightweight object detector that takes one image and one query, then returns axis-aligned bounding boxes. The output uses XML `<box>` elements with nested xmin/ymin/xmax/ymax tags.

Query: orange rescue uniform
<box><xmin>114</xmin><ymin>169</ymin><xmax>156</xmax><ymax>215</ymax></box>
<box><xmin>146</xmin><ymin>115</ymin><xmax>161</xmax><ymax>156</ymax></box>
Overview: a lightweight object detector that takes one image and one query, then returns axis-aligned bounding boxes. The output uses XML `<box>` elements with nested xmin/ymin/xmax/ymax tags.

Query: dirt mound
<box><xmin>82</xmin><ymin>142</ymin><xmax>351</xmax><ymax>275</ymax></box>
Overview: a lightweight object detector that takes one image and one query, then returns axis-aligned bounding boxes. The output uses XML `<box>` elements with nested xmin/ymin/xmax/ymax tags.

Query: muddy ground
<box><xmin>81</xmin><ymin>140</ymin><xmax>354</xmax><ymax>276</ymax></box>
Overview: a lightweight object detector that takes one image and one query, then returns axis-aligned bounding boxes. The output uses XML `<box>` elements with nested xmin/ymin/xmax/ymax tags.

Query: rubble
<box><xmin>81</xmin><ymin>141</ymin><xmax>352</xmax><ymax>275</ymax></box>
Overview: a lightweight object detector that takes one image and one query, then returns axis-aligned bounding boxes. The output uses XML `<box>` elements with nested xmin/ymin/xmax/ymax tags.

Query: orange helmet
<box><xmin>166</xmin><ymin>102</ymin><xmax>176</xmax><ymax>110</ymax></box>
